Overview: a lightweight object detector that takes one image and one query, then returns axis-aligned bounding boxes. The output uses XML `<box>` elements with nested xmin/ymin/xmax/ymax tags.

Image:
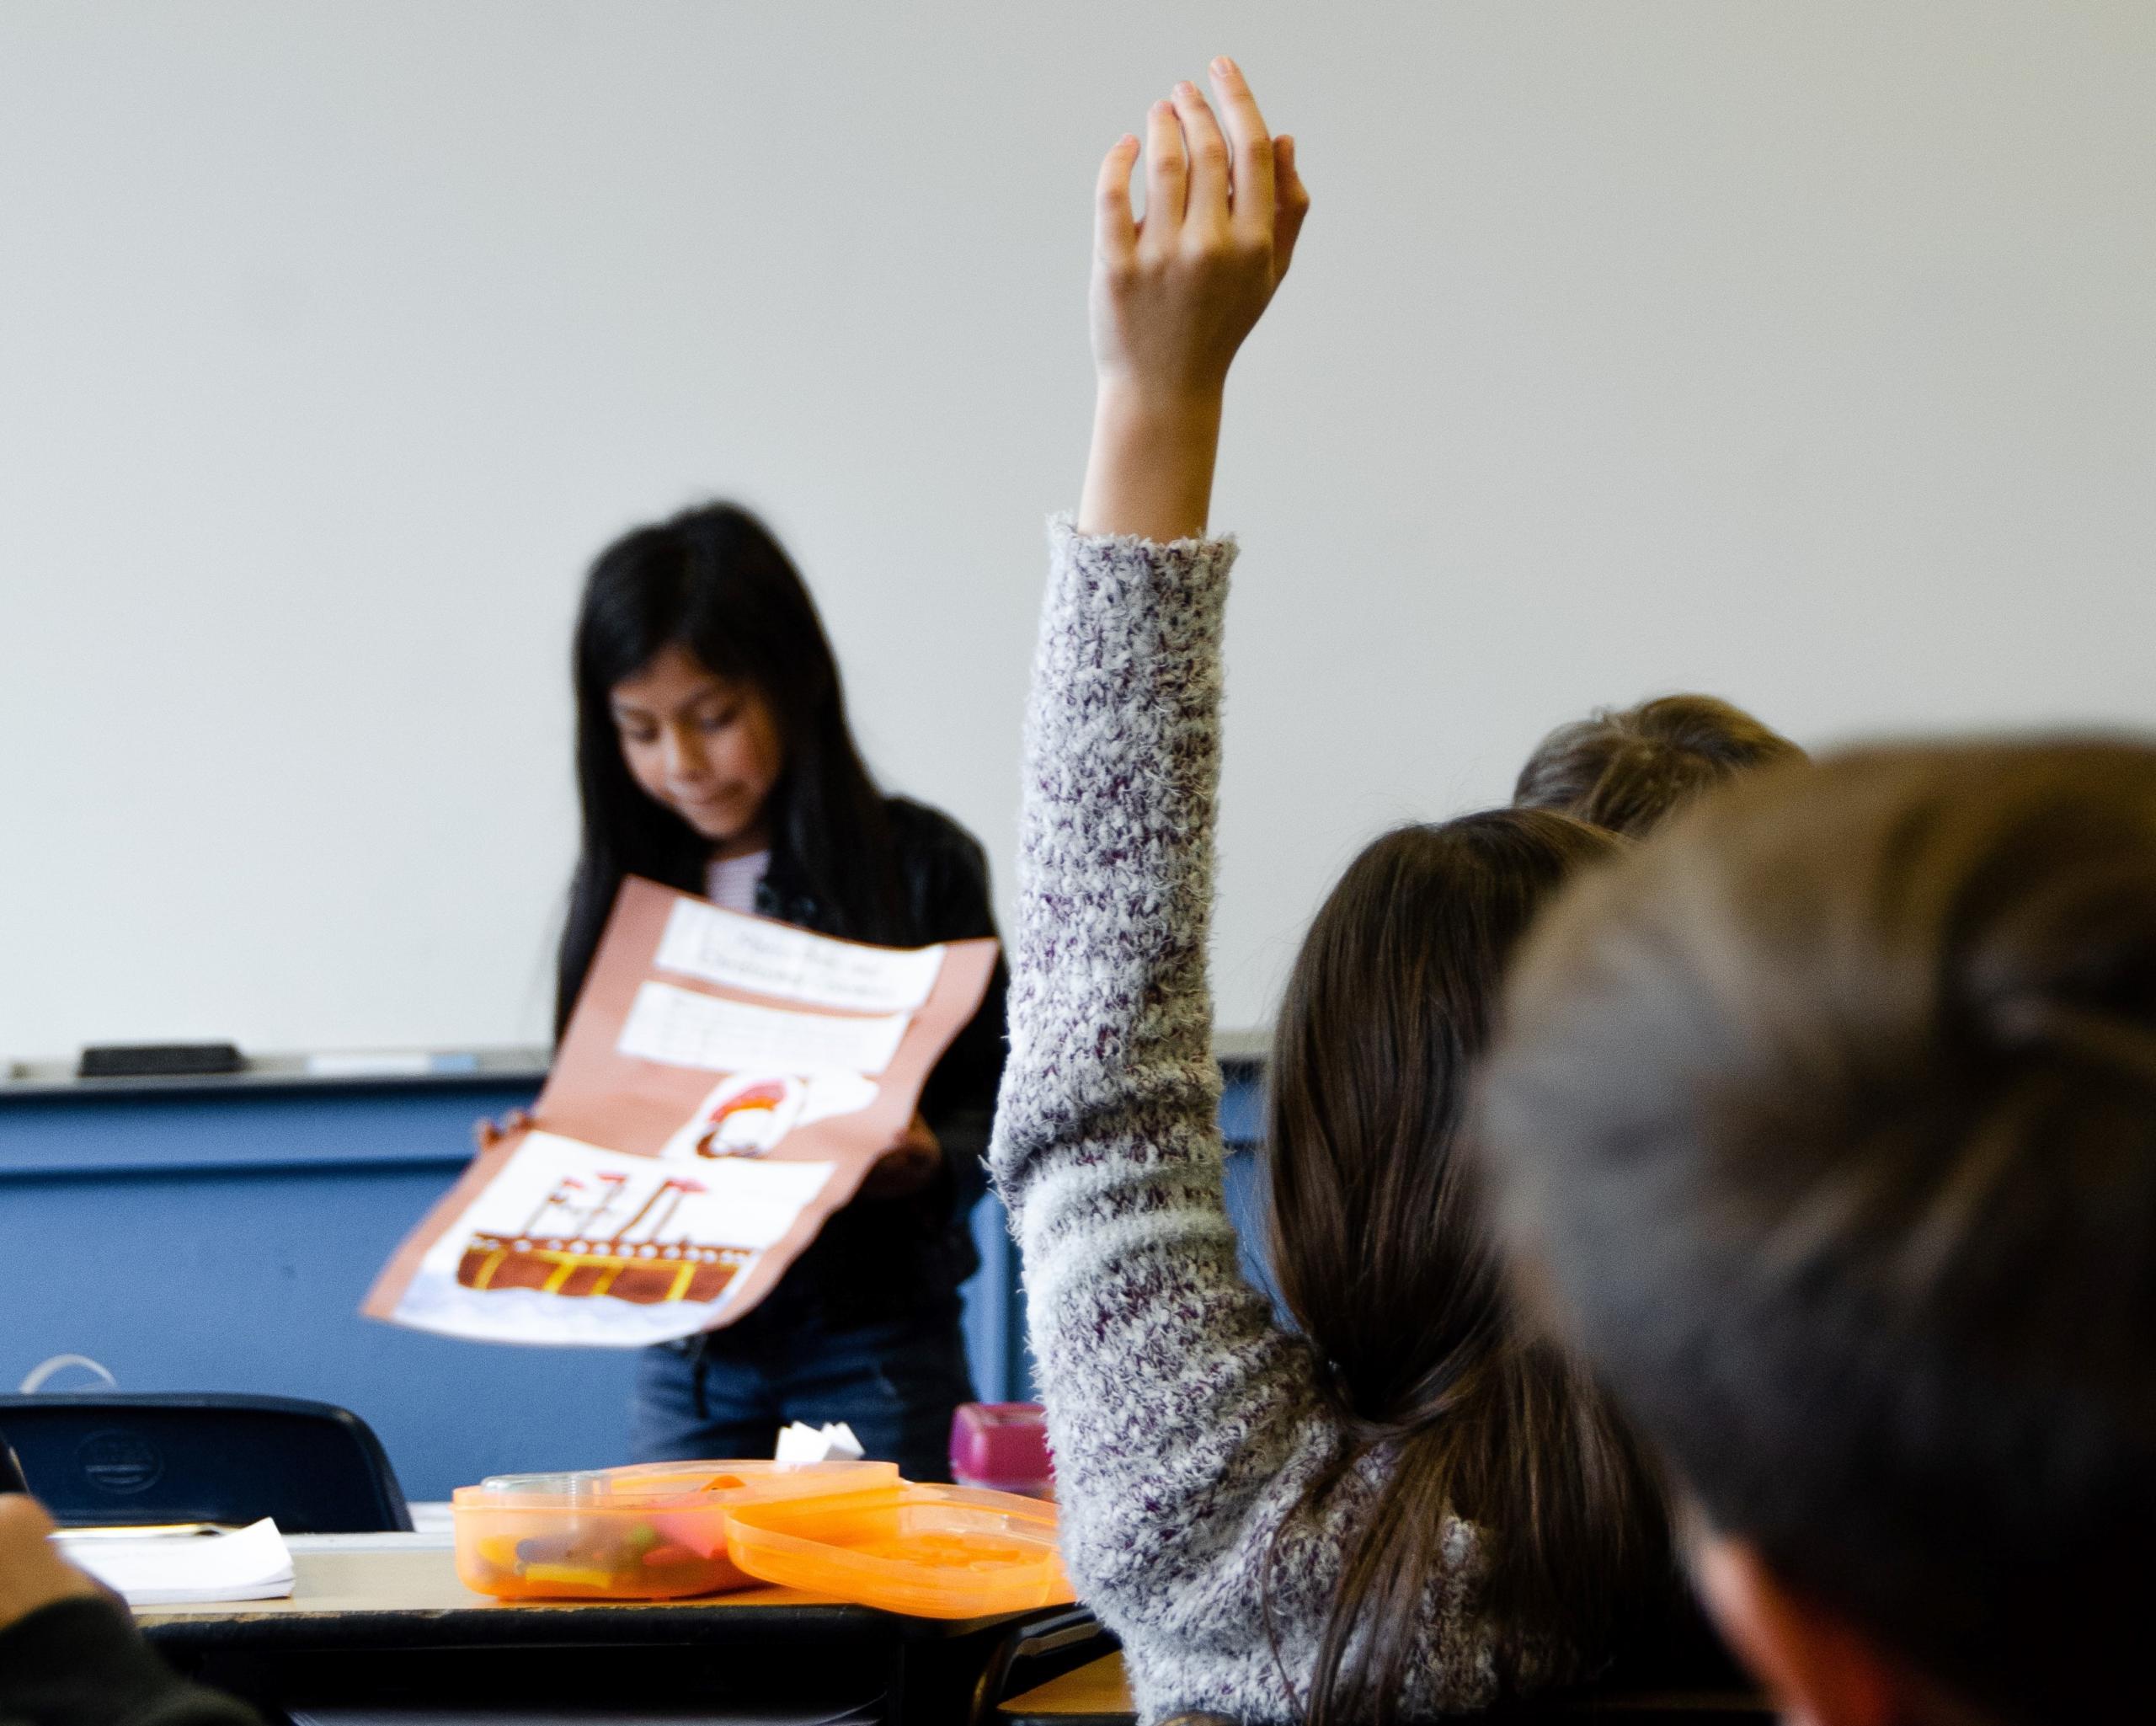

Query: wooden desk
<box><xmin>136</xmin><ymin>1536</ymin><xmax>889</xmax><ymax>1648</ymax></box>
<box><xmin>999</xmin><ymin>1651</ymin><xmax>1132</xmax><ymax>1722</ymax></box>
<box><xmin>138</xmin><ymin>1536</ymin><xmax>1046</xmax><ymax>1724</ymax></box>
<box><xmin>993</xmin><ymin>1652</ymin><xmax>1777</xmax><ymax>1724</ymax></box>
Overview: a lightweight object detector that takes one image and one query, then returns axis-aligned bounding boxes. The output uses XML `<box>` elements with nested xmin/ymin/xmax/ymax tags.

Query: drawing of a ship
<box><xmin>456</xmin><ymin>1172</ymin><xmax>751</xmax><ymax>1305</ymax></box>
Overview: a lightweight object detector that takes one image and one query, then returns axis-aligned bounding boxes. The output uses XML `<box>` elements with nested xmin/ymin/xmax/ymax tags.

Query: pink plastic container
<box><xmin>947</xmin><ymin>1402</ymin><xmax>1054</xmax><ymax>1499</ymax></box>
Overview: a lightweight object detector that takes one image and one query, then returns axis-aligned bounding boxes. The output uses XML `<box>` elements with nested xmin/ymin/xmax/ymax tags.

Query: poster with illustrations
<box><xmin>363</xmin><ymin>876</ymin><xmax>998</xmax><ymax>1348</ymax></box>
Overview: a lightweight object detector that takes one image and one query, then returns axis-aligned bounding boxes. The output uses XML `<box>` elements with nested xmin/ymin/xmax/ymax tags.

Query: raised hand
<box><xmin>1091</xmin><ymin>59</ymin><xmax>1309</xmax><ymax>399</ymax></box>
<box><xmin>1079</xmin><ymin>57</ymin><xmax>1310</xmax><ymax>542</ymax></box>
<box><xmin>472</xmin><ymin>1107</ymin><xmax>534</xmax><ymax>1153</ymax></box>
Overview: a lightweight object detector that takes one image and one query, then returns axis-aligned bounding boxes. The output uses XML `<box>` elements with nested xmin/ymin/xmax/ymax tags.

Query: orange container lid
<box><xmin>586</xmin><ymin>1458</ymin><xmax>899</xmax><ymax>1506</ymax></box>
<box><xmin>451</xmin><ymin>1459</ymin><xmax>897</xmax><ymax>1601</ymax></box>
<box><xmin>723</xmin><ymin>1481</ymin><xmax>1073</xmax><ymax>1619</ymax></box>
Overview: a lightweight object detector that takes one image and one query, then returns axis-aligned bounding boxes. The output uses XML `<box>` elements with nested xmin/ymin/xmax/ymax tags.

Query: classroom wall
<box><xmin>3</xmin><ymin>2</ymin><xmax>2152</xmax><ymax>1061</ymax></box>
<box><xmin>0</xmin><ymin>1070</ymin><xmax>1271</xmax><ymax>1498</ymax></box>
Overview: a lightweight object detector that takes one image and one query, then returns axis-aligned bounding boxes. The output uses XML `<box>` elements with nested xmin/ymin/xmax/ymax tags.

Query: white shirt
<box><xmin>704</xmin><ymin>848</ymin><xmax>770</xmax><ymax>916</ymax></box>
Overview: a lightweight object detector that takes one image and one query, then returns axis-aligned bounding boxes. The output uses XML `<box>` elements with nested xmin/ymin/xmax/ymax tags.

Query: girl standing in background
<box><xmin>560</xmin><ymin>501</ymin><xmax>1006</xmax><ymax>1483</ymax></box>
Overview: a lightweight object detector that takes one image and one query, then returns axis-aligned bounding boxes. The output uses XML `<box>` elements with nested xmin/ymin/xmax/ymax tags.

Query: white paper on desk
<box><xmin>56</xmin><ymin>1517</ymin><xmax>293</xmax><ymax>1606</ymax></box>
<box><xmin>281</xmin><ymin>1529</ymin><xmax>456</xmax><ymax>1554</ymax></box>
<box><xmin>774</xmin><ymin>1420</ymin><xmax>864</xmax><ymax>1463</ymax></box>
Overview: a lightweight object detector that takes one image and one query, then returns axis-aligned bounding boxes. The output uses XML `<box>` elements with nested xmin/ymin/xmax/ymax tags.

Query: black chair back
<box><xmin>0</xmin><ymin>1392</ymin><xmax>412</xmax><ymax>1532</ymax></box>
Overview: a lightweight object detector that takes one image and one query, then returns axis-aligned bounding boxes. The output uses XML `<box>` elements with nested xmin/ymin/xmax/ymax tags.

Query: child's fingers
<box><xmin>1207</xmin><ymin>56</ymin><xmax>1275</xmax><ymax>238</ymax></box>
<box><xmin>1142</xmin><ymin>97</ymin><xmax>1188</xmax><ymax>244</ymax></box>
<box><xmin>1096</xmin><ymin>133</ymin><xmax>1141</xmax><ymax>264</ymax></box>
<box><xmin>1171</xmin><ymin>79</ymin><xmax>1231</xmax><ymax>233</ymax></box>
<box><xmin>1272</xmin><ymin>135</ymin><xmax>1311</xmax><ymax>276</ymax></box>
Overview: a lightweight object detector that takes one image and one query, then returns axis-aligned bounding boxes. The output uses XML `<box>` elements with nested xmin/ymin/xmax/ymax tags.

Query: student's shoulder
<box><xmin>0</xmin><ymin>1596</ymin><xmax>264</xmax><ymax>1726</ymax></box>
<box><xmin>881</xmin><ymin>796</ymin><xmax>996</xmax><ymax>940</ymax></box>
<box><xmin>882</xmin><ymin>795</ymin><xmax>990</xmax><ymax>878</ymax></box>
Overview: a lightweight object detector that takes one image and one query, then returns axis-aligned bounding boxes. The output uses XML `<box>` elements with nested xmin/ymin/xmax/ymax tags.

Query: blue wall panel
<box><xmin>2</xmin><ymin>1070</ymin><xmax>1266</xmax><ymax>1500</ymax></box>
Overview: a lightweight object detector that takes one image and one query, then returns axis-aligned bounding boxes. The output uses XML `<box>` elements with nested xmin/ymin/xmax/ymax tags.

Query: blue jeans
<box><xmin>629</xmin><ymin>1281</ymin><xmax>974</xmax><ymax>1483</ymax></box>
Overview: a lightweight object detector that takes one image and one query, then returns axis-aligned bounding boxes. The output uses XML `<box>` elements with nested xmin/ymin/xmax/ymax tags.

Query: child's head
<box><xmin>1514</xmin><ymin>694</ymin><xmax>1802</xmax><ymax>837</ymax></box>
<box><xmin>1481</xmin><ymin>741</ymin><xmax>2156</xmax><ymax>1726</ymax></box>
<box><xmin>1265</xmin><ymin>809</ymin><xmax>1668</xmax><ymax>1723</ymax></box>
<box><xmin>558</xmin><ymin>502</ymin><xmax>887</xmax><ymax>1023</ymax></box>
<box><xmin>572</xmin><ymin>502</ymin><xmax>855</xmax><ymax>852</ymax></box>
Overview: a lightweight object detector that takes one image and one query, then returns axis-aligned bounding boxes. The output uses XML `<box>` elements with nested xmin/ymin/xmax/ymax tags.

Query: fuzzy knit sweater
<box><xmin>989</xmin><ymin>519</ymin><xmax>1514</xmax><ymax>1724</ymax></box>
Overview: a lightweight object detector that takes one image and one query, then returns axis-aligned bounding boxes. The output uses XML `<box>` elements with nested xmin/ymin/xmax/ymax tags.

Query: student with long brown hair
<box><xmin>989</xmin><ymin>61</ymin><xmax>1669</xmax><ymax>1724</ymax></box>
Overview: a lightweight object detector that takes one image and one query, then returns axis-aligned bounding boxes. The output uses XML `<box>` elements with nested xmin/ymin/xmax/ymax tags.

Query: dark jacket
<box><xmin>750</xmin><ymin>795</ymin><xmax>1008</xmax><ymax>1328</ymax></box>
<box><xmin>0</xmin><ymin>1599</ymin><xmax>261</xmax><ymax>1726</ymax></box>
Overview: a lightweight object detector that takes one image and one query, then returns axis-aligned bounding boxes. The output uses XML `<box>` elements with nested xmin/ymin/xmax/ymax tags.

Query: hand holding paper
<box><xmin>858</xmin><ymin>1113</ymin><xmax>941</xmax><ymax>1200</ymax></box>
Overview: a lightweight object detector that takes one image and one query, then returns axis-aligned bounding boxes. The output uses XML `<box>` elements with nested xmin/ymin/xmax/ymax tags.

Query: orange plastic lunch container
<box><xmin>723</xmin><ymin>1480</ymin><xmax>1073</xmax><ymax>1618</ymax></box>
<box><xmin>452</xmin><ymin>1458</ymin><xmax>898</xmax><ymax>1600</ymax></box>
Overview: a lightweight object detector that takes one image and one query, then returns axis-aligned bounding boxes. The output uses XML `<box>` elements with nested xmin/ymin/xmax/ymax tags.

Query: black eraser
<box><xmin>77</xmin><ymin>1042</ymin><xmax>246</xmax><ymax>1079</ymax></box>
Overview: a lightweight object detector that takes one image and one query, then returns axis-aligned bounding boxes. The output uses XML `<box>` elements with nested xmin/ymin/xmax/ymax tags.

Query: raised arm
<box><xmin>990</xmin><ymin>63</ymin><xmax>1354</xmax><ymax>1723</ymax></box>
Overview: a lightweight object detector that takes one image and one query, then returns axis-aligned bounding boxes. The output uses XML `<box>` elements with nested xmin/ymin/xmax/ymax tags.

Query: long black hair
<box><xmin>556</xmin><ymin>502</ymin><xmax>896</xmax><ymax>1034</ymax></box>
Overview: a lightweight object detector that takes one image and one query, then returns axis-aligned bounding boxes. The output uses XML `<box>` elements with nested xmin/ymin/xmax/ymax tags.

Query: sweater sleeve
<box><xmin>990</xmin><ymin>519</ymin><xmax>1497</xmax><ymax>1724</ymax></box>
<box><xmin>0</xmin><ymin>1600</ymin><xmax>264</xmax><ymax>1726</ymax></box>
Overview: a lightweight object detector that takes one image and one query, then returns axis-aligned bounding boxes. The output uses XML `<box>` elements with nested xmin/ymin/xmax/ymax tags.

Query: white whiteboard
<box><xmin>3</xmin><ymin>2</ymin><xmax>2152</xmax><ymax>1061</ymax></box>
